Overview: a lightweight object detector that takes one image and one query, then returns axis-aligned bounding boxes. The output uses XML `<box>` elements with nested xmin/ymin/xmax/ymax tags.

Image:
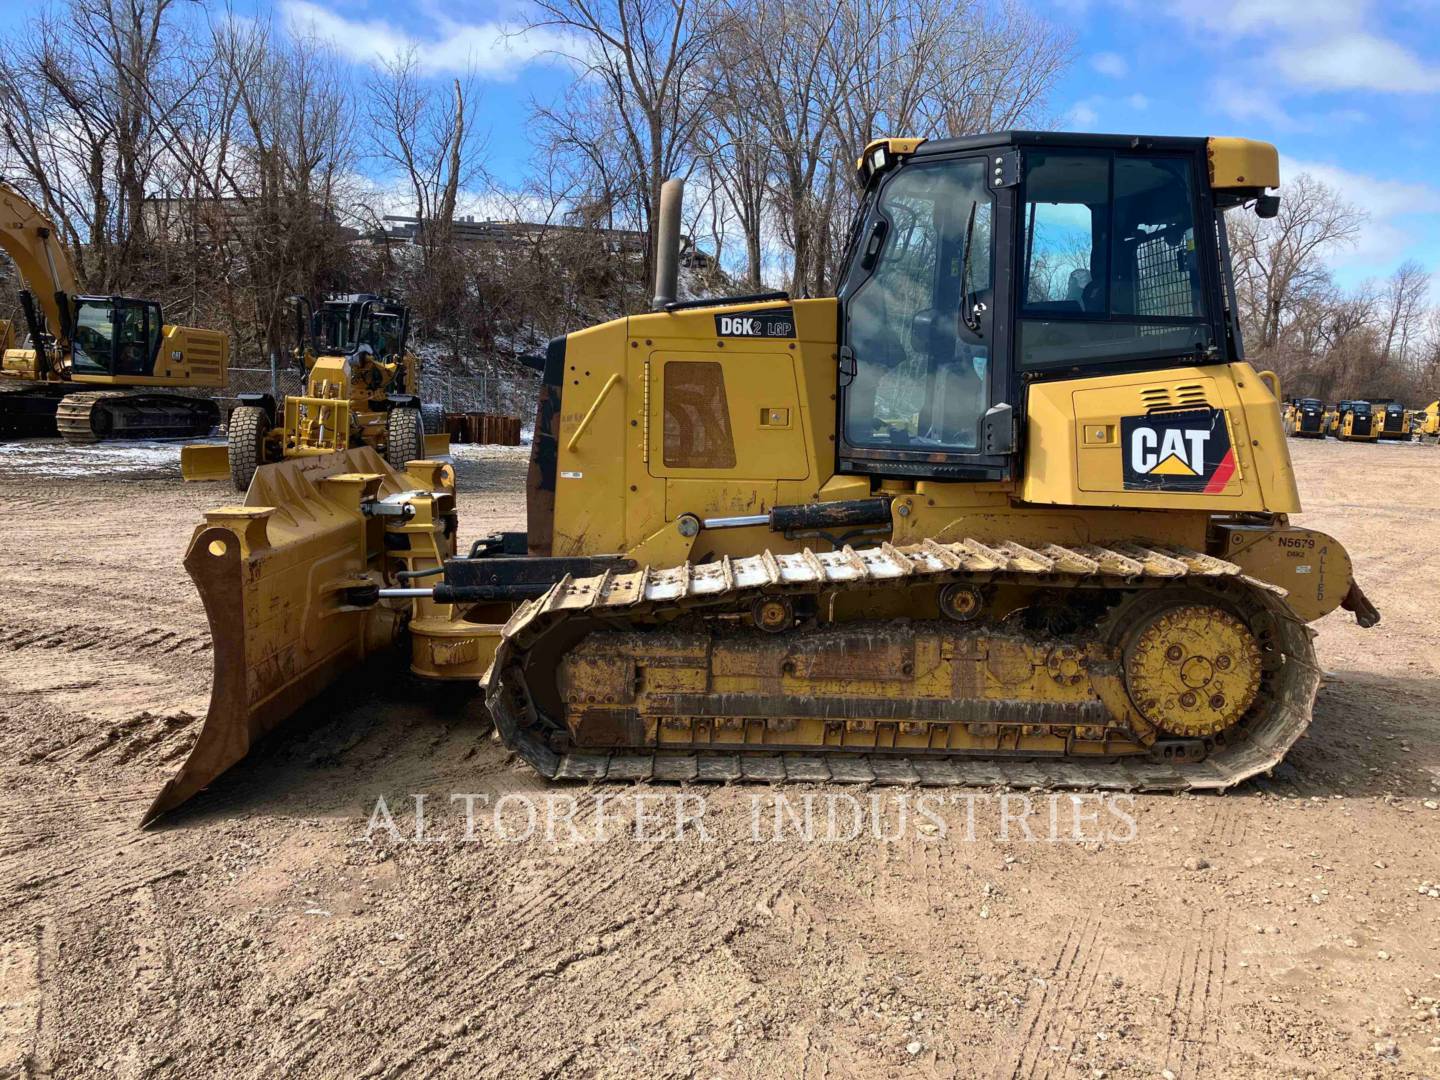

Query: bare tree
<box><xmin>366</xmin><ymin>48</ymin><xmax>482</xmax><ymax>351</ymax></box>
<box><xmin>531</xmin><ymin>0</ymin><xmax>726</xmax><ymax>290</ymax></box>
<box><xmin>1377</xmin><ymin>259</ymin><xmax>1429</xmax><ymax>368</ymax></box>
<box><xmin>0</xmin><ymin>0</ymin><xmax>203</xmax><ymax>291</ymax></box>
<box><xmin>1228</xmin><ymin>172</ymin><xmax>1364</xmax><ymax>353</ymax></box>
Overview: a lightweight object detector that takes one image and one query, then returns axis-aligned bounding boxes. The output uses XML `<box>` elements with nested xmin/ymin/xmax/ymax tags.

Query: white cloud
<box><xmin>1165</xmin><ymin>0</ymin><xmax>1364</xmax><ymax>36</ymax></box>
<box><xmin>1282</xmin><ymin>156</ymin><xmax>1440</xmax><ymax>272</ymax></box>
<box><xmin>1163</xmin><ymin>0</ymin><xmax>1440</xmax><ymax>97</ymax></box>
<box><xmin>1285</xmin><ymin>157</ymin><xmax>1440</xmax><ymax>219</ymax></box>
<box><xmin>1272</xmin><ymin>34</ymin><xmax>1440</xmax><ymax>94</ymax></box>
<box><xmin>1125</xmin><ymin>93</ymin><xmax>1149</xmax><ymax>110</ymax></box>
<box><xmin>280</xmin><ymin>0</ymin><xmax>576</xmax><ymax>78</ymax></box>
<box><xmin>1090</xmin><ymin>51</ymin><xmax>1128</xmax><ymax>78</ymax></box>
<box><xmin>1068</xmin><ymin>100</ymin><xmax>1100</xmax><ymax>127</ymax></box>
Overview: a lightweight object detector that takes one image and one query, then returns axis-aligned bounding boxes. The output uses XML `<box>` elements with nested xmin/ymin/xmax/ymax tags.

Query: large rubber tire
<box><xmin>228</xmin><ymin>405</ymin><xmax>269</xmax><ymax>492</ymax></box>
<box><xmin>385</xmin><ymin>407</ymin><xmax>424</xmax><ymax>471</ymax></box>
<box><xmin>420</xmin><ymin>402</ymin><xmax>444</xmax><ymax>435</ymax></box>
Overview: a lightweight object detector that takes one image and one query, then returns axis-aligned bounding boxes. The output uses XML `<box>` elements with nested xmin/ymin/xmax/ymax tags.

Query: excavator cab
<box><xmin>69</xmin><ymin>296</ymin><xmax>164</xmax><ymax>377</ymax></box>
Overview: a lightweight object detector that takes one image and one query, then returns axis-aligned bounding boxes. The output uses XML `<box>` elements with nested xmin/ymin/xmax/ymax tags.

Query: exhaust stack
<box><xmin>651</xmin><ymin>179</ymin><xmax>684</xmax><ymax>311</ymax></box>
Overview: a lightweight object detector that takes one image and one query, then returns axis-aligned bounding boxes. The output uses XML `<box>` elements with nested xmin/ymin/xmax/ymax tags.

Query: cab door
<box><xmin>836</xmin><ymin>152</ymin><xmax>1014</xmax><ymax>482</ymax></box>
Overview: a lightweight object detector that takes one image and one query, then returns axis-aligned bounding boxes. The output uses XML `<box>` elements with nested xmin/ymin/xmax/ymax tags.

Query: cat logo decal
<box><xmin>1121</xmin><ymin>408</ymin><xmax>1237</xmax><ymax>493</ymax></box>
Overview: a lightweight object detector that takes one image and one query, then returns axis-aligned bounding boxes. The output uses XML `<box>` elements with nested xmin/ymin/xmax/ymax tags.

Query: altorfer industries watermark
<box><xmin>360</xmin><ymin>791</ymin><xmax>1140</xmax><ymax>845</ymax></box>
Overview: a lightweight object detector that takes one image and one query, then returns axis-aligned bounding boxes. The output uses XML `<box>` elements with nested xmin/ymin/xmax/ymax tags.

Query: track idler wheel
<box><xmin>1124</xmin><ymin>603</ymin><xmax>1262</xmax><ymax>738</ymax></box>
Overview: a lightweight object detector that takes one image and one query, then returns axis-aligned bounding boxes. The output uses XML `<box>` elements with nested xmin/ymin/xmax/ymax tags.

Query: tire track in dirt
<box><xmin>1156</xmin><ymin>908</ymin><xmax>1229</xmax><ymax>1079</ymax></box>
<box><xmin>995</xmin><ymin>914</ymin><xmax>1104</xmax><ymax>1079</ymax></box>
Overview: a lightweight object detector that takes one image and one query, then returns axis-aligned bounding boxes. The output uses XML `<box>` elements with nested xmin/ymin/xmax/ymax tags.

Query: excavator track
<box><xmin>0</xmin><ymin>384</ymin><xmax>67</xmax><ymax>438</ymax></box>
<box><xmin>55</xmin><ymin>390</ymin><xmax>219</xmax><ymax>442</ymax></box>
<box><xmin>485</xmin><ymin>540</ymin><xmax>1319</xmax><ymax>791</ymax></box>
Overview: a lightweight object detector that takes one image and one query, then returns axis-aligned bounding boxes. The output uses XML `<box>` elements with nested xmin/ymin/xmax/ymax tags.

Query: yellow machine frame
<box><xmin>147</xmin><ymin>131</ymin><xmax>1380</xmax><ymax>823</ymax></box>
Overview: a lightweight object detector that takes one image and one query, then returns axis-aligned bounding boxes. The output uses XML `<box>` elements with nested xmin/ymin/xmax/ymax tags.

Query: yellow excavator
<box><xmin>180</xmin><ymin>294</ymin><xmax>448</xmax><ymax>489</ymax></box>
<box><xmin>0</xmin><ymin>180</ymin><xmax>228</xmax><ymax>440</ymax></box>
<box><xmin>147</xmin><ymin>131</ymin><xmax>1380</xmax><ymax>824</ymax></box>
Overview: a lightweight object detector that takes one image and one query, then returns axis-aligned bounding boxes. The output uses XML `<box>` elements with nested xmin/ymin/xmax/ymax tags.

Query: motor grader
<box><xmin>147</xmin><ymin>131</ymin><xmax>1380</xmax><ymax>825</ymax></box>
<box><xmin>180</xmin><ymin>294</ymin><xmax>448</xmax><ymax>489</ymax></box>
<box><xmin>0</xmin><ymin>180</ymin><xmax>229</xmax><ymax>440</ymax></box>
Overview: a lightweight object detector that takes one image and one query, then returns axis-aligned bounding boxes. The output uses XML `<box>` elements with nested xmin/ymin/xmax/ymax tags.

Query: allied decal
<box><xmin>1121</xmin><ymin>407</ymin><xmax>1236</xmax><ymax>493</ymax></box>
<box><xmin>714</xmin><ymin>307</ymin><xmax>796</xmax><ymax>339</ymax></box>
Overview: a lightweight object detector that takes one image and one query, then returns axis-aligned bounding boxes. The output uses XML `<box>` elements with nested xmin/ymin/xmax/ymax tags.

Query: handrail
<box><xmin>566</xmin><ymin>372</ymin><xmax>622</xmax><ymax>452</ymax></box>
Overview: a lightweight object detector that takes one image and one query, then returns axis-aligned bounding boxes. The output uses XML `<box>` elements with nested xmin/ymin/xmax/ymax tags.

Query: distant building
<box><xmin>141</xmin><ymin>195</ymin><xmax>358</xmax><ymax>246</ymax></box>
<box><xmin>373</xmin><ymin>215</ymin><xmax>713</xmax><ymax>268</ymax></box>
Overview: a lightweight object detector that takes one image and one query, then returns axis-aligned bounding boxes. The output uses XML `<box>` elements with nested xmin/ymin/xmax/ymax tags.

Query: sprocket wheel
<box><xmin>1124</xmin><ymin>603</ymin><xmax>1262</xmax><ymax>738</ymax></box>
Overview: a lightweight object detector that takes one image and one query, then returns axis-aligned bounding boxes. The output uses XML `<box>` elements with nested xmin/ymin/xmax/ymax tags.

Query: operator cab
<box><xmin>70</xmin><ymin>296</ymin><xmax>164</xmax><ymax>377</ymax></box>
<box><xmin>312</xmin><ymin>294</ymin><xmax>410</xmax><ymax>364</ymax></box>
<box><xmin>835</xmin><ymin>132</ymin><xmax>1273</xmax><ymax>481</ymax></box>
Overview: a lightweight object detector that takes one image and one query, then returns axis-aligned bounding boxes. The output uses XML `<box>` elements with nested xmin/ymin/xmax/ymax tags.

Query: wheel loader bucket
<box><xmin>144</xmin><ymin>446</ymin><xmax>456</xmax><ymax>825</ymax></box>
<box><xmin>180</xmin><ymin>443</ymin><xmax>230</xmax><ymax>482</ymax></box>
<box><xmin>423</xmin><ymin>432</ymin><xmax>451</xmax><ymax>457</ymax></box>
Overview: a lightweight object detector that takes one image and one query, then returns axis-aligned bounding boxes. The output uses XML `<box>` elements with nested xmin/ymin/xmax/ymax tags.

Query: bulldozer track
<box><xmin>486</xmin><ymin>539</ymin><xmax>1320</xmax><ymax>792</ymax></box>
<box><xmin>54</xmin><ymin>390</ymin><xmax>218</xmax><ymax>442</ymax></box>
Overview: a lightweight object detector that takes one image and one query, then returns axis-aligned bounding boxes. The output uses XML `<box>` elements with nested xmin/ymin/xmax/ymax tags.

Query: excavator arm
<box><xmin>0</xmin><ymin>180</ymin><xmax>79</xmax><ymax>375</ymax></box>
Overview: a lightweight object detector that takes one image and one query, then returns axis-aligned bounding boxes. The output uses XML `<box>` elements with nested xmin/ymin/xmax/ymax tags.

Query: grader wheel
<box><xmin>385</xmin><ymin>408</ymin><xmax>424</xmax><ymax>470</ymax></box>
<box><xmin>227</xmin><ymin>405</ymin><xmax>270</xmax><ymax>492</ymax></box>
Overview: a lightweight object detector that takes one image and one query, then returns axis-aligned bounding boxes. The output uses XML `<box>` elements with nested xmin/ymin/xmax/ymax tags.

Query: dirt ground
<box><xmin>0</xmin><ymin>435</ymin><xmax>1438</xmax><ymax>1079</ymax></box>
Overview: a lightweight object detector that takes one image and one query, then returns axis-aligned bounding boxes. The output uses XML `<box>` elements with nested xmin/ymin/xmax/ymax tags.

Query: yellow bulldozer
<box><xmin>180</xmin><ymin>294</ymin><xmax>448</xmax><ymax>489</ymax></box>
<box><xmin>0</xmin><ymin>180</ymin><xmax>228</xmax><ymax>439</ymax></box>
<box><xmin>146</xmin><ymin>131</ymin><xmax>1380</xmax><ymax>825</ymax></box>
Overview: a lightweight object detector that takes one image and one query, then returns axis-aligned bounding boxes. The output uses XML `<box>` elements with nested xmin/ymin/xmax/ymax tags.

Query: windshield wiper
<box><xmin>960</xmin><ymin>200</ymin><xmax>984</xmax><ymax>336</ymax></box>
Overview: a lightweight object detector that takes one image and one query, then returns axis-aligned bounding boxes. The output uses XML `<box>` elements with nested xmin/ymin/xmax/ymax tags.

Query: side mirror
<box><xmin>1255</xmin><ymin>194</ymin><xmax>1281</xmax><ymax>219</ymax></box>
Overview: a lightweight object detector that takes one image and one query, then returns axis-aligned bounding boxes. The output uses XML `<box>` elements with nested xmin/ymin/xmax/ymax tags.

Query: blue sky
<box><xmin>1046</xmin><ymin>0</ymin><xmax>1440</xmax><ymax>289</ymax></box>
<box><xmin>4</xmin><ymin>0</ymin><xmax>1437</xmax><ymax>290</ymax></box>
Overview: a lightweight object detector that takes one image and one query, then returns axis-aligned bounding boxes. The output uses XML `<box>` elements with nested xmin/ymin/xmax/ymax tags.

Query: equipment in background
<box><xmin>147</xmin><ymin>131</ymin><xmax>1380</xmax><ymax>826</ymax></box>
<box><xmin>1418</xmin><ymin>401</ymin><xmax>1440</xmax><ymax>441</ymax></box>
<box><xmin>1375</xmin><ymin>401</ymin><xmax>1412</xmax><ymax>440</ymax></box>
<box><xmin>1334</xmin><ymin>400</ymin><xmax>1380</xmax><ymax>442</ymax></box>
<box><xmin>180</xmin><ymin>294</ymin><xmax>449</xmax><ymax>489</ymax></box>
<box><xmin>1286</xmin><ymin>397</ymin><xmax>1327</xmax><ymax>437</ymax></box>
<box><xmin>0</xmin><ymin>180</ymin><xmax>228</xmax><ymax>441</ymax></box>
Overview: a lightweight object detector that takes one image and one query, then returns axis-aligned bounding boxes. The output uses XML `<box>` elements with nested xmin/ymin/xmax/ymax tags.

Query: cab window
<box><xmin>1019</xmin><ymin>151</ymin><xmax>1210</xmax><ymax>369</ymax></box>
<box><xmin>70</xmin><ymin>299</ymin><xmax>114</xmax><ymax>375</ymax></box>
<box><xmin>843</xmin><ymin>158</ymin><xmax>992</xmax><ymax>452</ymax></box>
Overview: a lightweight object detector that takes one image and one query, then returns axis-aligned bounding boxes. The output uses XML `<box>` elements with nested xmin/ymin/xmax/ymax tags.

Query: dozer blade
<box><xmin>423</xmin><ymin>432</ymin><xmax>451</xmax><ymax>457</ymax></box>
<box><xmin>144</xmin><ymin>447</ymin><xmax>456</xmax><ymax>825</ymax></box>
<box><xmin>180</xmin><ymin>442</ymin><xmax>230</xmax><ymax>481</ymax></box>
